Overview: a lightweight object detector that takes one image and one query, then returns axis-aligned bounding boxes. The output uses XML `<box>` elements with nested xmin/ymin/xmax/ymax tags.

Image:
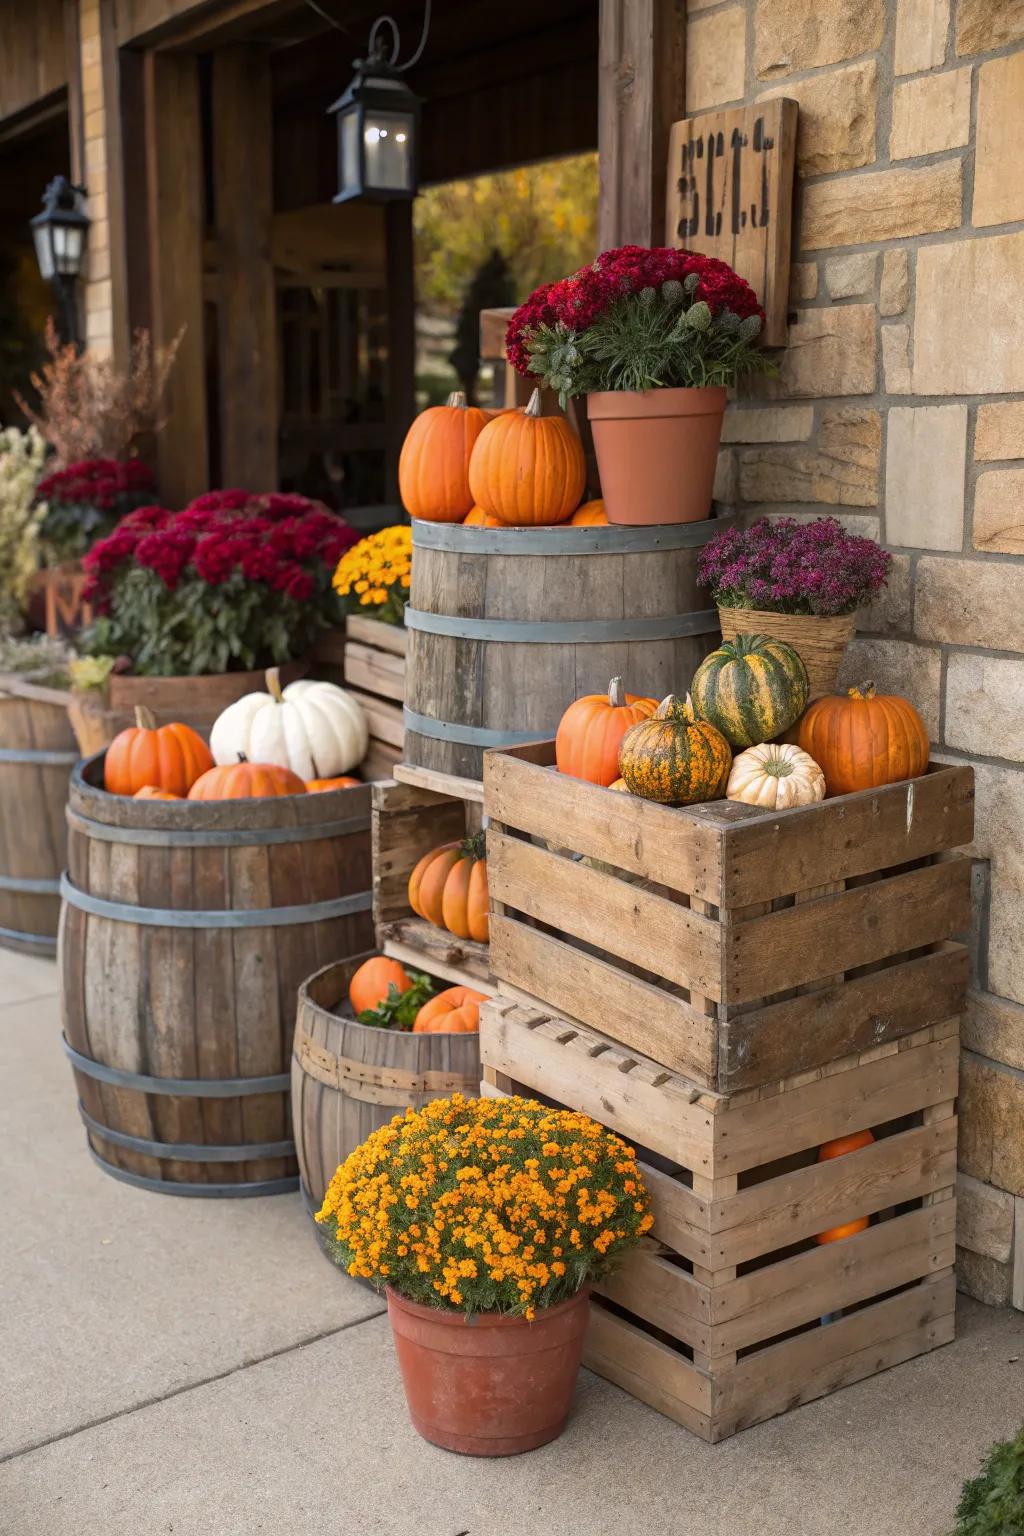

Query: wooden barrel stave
<box><xmin>0</xmin><ymin>680</ymin><xmax>78</xmax><ymax>953</ymax></box>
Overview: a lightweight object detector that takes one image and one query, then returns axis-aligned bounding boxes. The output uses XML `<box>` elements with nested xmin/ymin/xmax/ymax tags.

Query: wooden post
<box><xmin>385</xmin><ymin>200</ymin><xmax>416</xmax><ymax>504</ymax></box>
<box><xmin>212</xmin><ymin>45</ymin><xmax>278</xmax><ymax>491</ymax></box>
<box><xmin>144</xmin><ymin>49</ymin><xmax>208</xmax><ymax>505</ymax></box>
<box><xmin>597</xmin><ymin>0</ymin><xmax>686</xmax><ymax>249</ymax></box>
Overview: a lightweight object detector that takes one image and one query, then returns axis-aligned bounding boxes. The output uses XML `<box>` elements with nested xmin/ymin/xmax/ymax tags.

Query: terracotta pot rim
<box><xmin>587</xmin><ymin>385</ymin><xmax>728</xmax><ymax>420</ymax></box>
<box><xmin>385</xmin><ymin>1284</ymin><xmax>589</xmax><ymax>1328</ymax></box>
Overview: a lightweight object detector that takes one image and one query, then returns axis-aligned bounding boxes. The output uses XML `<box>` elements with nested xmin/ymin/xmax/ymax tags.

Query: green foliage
<box><xmin>955</xmin><ymin>1425</ymin><xmax>1024</xmax><ymax>1535</ymax></box>
<box><xmin>38</xmin><ymin>499</ymin><xmax>121</xmax><ymax>564</ymax></box>
<box><xmin>0</xmin><ymin>631</ymin><xmax>73</xmax><ymax>688</ymax></box>
<box><xmin>357</xmin><ymin>971</ymin><xmax>436</xmax><ymax>1031</ymax></box>
<box><xmin>449</xmin><ymin>249</ymin><xmax>515</xmax><ymax>402</ymax></box>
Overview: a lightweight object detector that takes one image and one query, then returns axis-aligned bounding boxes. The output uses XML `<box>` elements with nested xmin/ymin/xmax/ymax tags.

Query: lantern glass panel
<box><xmin>363</xmin><ymin>109</ymin><xmax>414</xmax><ymax>192</ymax></box>
<box><xmin>339</xmin><ymin>107</ymin><xmax>361</xmax><ymax>199</ymax></box>
<box><xmin>32</xmin><ymin>224</ymin><xmax>55</xmax><ymax>281</ymax></box>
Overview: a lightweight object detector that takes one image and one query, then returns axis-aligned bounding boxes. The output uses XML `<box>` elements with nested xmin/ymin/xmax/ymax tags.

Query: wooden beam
<box><xmin>212</xmin><ymin>44</ymin><xmax>277</xmax><ymax>490</ymax></box>
<box><xmin>385</xmin><ymin>200</ymin><xmax>415</xmax><ymax>504</ymax></box>
<box><xmin>598</xmin><ymin>0</ymin><xmax>685</xmax><ymax>248</ymax></box>
<box><xmin>64</xmin><ymin>0</ymin><xmax>84</xmax><ymax>183</ymax></box>
<box><xmin>144</xmin><ymin>49</ymin><xmax>207</xmax><ymax>504</ymax></box>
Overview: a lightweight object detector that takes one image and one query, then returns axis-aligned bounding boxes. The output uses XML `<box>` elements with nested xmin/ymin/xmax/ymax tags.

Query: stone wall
<box><xmin>689</xmin><ymin>0</ymin><xmax>1024</xmax><ymax>1307</ymax></box>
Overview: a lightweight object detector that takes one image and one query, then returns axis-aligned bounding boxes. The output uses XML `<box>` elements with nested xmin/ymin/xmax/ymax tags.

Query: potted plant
<box><xmin>698</xmin><ymin>516</ymin><xmax>892</xmax><ymax>698</ymax></box>
<box><xmin>34</xmin><ymin>458</ymin><xmax>157</xmax><ymax>563</ymax></box>
<box><xmin>316</xmin><ymin>1091</ymin><xmax>653</xmax><ymax>1456</ymax></box>
<box><xmin>505</xmin><ymin>246</ymin><xmax>774</xmax><ymax>526</ymax></box>
<box><xmin>79</xmin><ymin>489</ymin><xmax>358</xmax><ymax>736</ymax></box>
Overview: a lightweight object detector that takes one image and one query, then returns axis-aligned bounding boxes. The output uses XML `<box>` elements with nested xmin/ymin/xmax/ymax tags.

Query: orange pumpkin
<box><xmin>570</xmin><ymin>499</ymin><xmax>607</xmax><ymax>526</ymax></box>
<box><xmin>413</xmin><ymin>985</ymin><xmax>488</xmax><ymax>1033</ymax></box>
<box><xmin>187</xmin><ymin>758</ymin><xmax>306</xmax><ymax>800</ymax></box>
<box><xmin>399</xmin><ymin>390</ymin><xmax>488</xmax><ymax>523</ymax></box>
<box><xmin>815</xmin><ymin>1129</ymin><xmax>875</xmax><ymax>1245</ymax></box>
<box><xmin>797</xmin><ymin>682</ymin><xmax>929</xmax><ymax>797</ymax></box>
<box><xmin>555</xmin><ymin>677</ymin><xmax>658</xmax><ymax>787</ymax></box>
<box><xmin>408</xmin><ymin>835</ymin><xmax>489</xmax><ymax>942</ymax></box>
<box><xmin>104</xmin><ymin>706</ymin><xmax>213</xmax><ymax>797</ymax></box>
<box><xmin>133</xmin><ymin>785</ymin><xmax>183</xmax><ymax>801</ymax></box>
<box><xmin>468</xmin><ymin>388</ymin><xmax>585</xmax><ymax>527</ymax></box>
<box><xmin>349</xmin><ymin>956</ymin><xmax>413</xmax><ymax>1016</ymax></box>
<box><xmin>463</xmin><ymin>505</ymin><xmax>502</xmax><ymax>527</ymax></box>
<box><xmin>305</xmin><ymin>776</ymin><xmax>361</xmax><ymax>792</ymax></box>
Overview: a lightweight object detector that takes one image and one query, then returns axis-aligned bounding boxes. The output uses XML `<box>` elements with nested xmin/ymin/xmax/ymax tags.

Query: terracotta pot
<box><xmin>386</xmin><ymin>1285</ymin><xmax>590</xmax><ymax>1456</ymax></box>
<box><xmin>717</xmin><ymin>607</ymin><xmax>856</xmax><ymax>701</ymax></box>
<box><xmin>587</xmin><ymin>386</ymin><xmax>727</xmax><ymax>525</ymax></box>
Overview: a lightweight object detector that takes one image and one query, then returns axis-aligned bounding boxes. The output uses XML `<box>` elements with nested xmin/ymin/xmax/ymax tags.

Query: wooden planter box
<box><xmin>314</xmin><ymin>616</ymin><xmax>406</xmax><ymax>781</ymax></box>
<box><xmin>481</xmin><ymin>999</ymin><xmax>959</xmax><ymax>1443</ymax></box>
<box><xmin>484</xmin><ymin>742</ymin><xmax>974</xmax><ymax>1094</ymax></box>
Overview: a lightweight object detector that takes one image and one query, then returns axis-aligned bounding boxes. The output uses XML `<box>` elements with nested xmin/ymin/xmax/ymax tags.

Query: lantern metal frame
<box><xmin>30</xmin><ymin>176</ymin><xmax>90</xmax><ymax>348</ymax></box>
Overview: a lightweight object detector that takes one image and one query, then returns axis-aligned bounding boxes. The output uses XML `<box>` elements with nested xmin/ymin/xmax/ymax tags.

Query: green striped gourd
<box><xmin>618</xmin><ymin>694</ymin><xmax>731</xmax><ymax>806</ymax></box>
<box><xmin>690</xmin><ymin>634</ymin><xmax>809</xmax><ymax>748</ymax></box>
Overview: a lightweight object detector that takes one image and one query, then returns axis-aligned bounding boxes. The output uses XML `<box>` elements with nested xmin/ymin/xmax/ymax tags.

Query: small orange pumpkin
<box><xmin>797</xmin><ymin>682</ymin><xmax>929</xmax><ymax>797</ymax></box>
<box><xmin>399</xmin><ymin>390</ymin><xmax>488</xmax><ymax>523</ymax></box>
<box><xmin>187</xmin><ymin>758</ymin><xmax>306</xmax><ymax>800</ymax></box>
<box><xmin>556</xmin><ymin>677</ymin><xmax>658</xmax><ymax>787</ymax></box>
<box><xmin>349</xmin><ymin>956</ymin><xmax>413</xmax><ymax>1016</ymax></box>
<box><xmin>570</xmin><ymin>499</ymin><xmax>607</xmax><ymax>526</ymax></box>
<box><xmin>104</xmin><ymin>706</ymin><xmax>213</xmax><ymax>797</ymax></box>
<box><xmin>468</xmin><ymin>388</ymin><xmax>586</xmax><ymax>527</ymax></box>
<box><xmin>305</xmin><ymin>776</ymin><xmax>361</xmax><ymax>792</ymax></box>
<box><xmin>463</xmin><ymin>505</ymin><xmax>503</xmax><ymax>527</ymax></box>
<box><xmin>815</xmin><ymin>1129</ymin><xmax>875</xmax><ymax>1244</ymax></box>
<box><xmin>413</xmin><ymin>985</ymin><xmax>488</xmax><ymax>1033</ymax></box>
<box><xmin>408</xmin><ymin>834</ymin><xmax>489</xmax><ymax>942</ymax></box>
<box><xmin>133</xmin><ymin>785</ymin><xmax>183</xmax><ymax>801</ymax></box>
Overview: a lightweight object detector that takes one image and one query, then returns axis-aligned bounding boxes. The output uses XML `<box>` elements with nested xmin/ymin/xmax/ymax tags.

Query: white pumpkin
<box><xmin>210</xmin><ymin>668</ymin><xmax>368</xmax><ymax>779</ymax></box>
<box><xmin>726</xmin><ymin>741</ymin><xmax>826</xmax><ymax>811</ymax></box>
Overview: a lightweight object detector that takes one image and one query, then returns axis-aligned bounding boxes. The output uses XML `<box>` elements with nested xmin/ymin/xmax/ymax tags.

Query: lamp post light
<box><xmin>30</xmin><ymin>176</ymin><xmax>90</xmax><ymax>348</ymax></box>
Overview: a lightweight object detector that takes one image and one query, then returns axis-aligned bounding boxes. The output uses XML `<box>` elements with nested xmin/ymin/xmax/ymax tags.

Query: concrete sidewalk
<box><xmin>2</xmin><ymin>947</ymin><xmax>1022</xmax><ymax>1536</ymax></box>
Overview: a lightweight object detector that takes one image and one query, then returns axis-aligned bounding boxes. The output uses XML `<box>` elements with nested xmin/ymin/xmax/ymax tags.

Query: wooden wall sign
<box><xmin>665</xmin><ymin>99</ymin><xmax>798</xmax><ymax>347</ymax></box>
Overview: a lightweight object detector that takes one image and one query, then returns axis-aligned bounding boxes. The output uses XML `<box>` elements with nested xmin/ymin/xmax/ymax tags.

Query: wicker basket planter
<box><xmin>717</xmin><ymin>607</ymin><xmax>856</xmax><ymax>700</ymax></box>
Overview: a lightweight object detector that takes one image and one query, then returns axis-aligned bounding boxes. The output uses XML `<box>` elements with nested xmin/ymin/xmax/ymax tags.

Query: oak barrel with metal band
<box><xmin>59</xmin><ymin>755</ymin><xmax>375</xmax><ymax>1197</ymax></box>
<box><xmin>404</xmin><ymin>515</ymin><xmax>730</xmax><ymax>778</ymax></box>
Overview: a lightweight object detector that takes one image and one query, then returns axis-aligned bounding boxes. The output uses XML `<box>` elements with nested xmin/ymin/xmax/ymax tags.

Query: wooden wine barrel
<box><xmin>59</xmin><ymin>757</ymin><xmax>374</xmax><ymax>1197</ymax></box>
<box><xmin>0</xmin><ymin>674</ymin><xmax>78</xmax><ymax>955</ymax></box>
<box><xmin>404</xmin><ymin>517</ymin><xmax>730</xmax><ymax>778</ymax></box>
<box><xmin>292</xmin><ymin>956</ymin><xmax>481</xmax><ymax>1209</ymax></box>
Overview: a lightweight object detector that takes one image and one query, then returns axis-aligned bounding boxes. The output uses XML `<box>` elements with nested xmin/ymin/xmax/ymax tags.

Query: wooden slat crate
<box><xmin>480</xmin><ymin>998</ymin><xmax>959</xmax><ymax>1443</ymax></box>
<box><xmin>372</xmin><ymin>777</ymin><xmax>493</xmax><ymax>990</ymax></box>
<box><xmin>314</xmin><ymin>616</ymin><xmax>406</xmax><ymax>781</ymax></box>
<box><xmin>484</xmin><ymin>741</ymin><xmax>974</xmax><ymax>1093</ymax></box>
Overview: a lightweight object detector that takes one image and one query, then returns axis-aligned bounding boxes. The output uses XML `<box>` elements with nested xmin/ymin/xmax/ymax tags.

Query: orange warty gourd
<box><xmin>349</xmin><ymin>957</ymin><xmax>413</xmax><ymax>1016</ymax></box>
<box><xmin>468</xmin><ymin>388</ymin><xmax>585</xmax><ymax>527</ymax></box>
<box><xmin>413</xmin><ymin>985</ymin><xmax>488</xmax><ymax>1033</ymax></box>
<box><xmin>570</xmin><ymin>499</ymin><xmax>607</xmax><ymax>526</ymax></box>
<box><xmin>187</xmin><ymin>759</ymin><xmax>306</xmax><ymax>799</ymax></box>
<box><xmin>132</xmin><ymin>785</ymin><xmax>183</xmax><ymax>801</ymax></box>
<box><xmin>797</xmin><ymin>682</ymin><xmax>929</xmax><ymax>797</ymax></box>
<box><xmin>463</xmin><ymin>505</ymin><xmax>503</xmax><ymax>527</ymax></box>
<box><xmin>407</xmin><ymin>834</ymin><xmax>489</xmax><ymax>942</ymax></box>
<box><xmin>399</xmin><ymin>390</ymin><xmax>488</xmax><ymax>523</ymax></box>
<box><xmin>815</xmin><ymin>1128</ymin><xmax>875</xmax><ymax>1244</ymax></box>
<box><xmin>104</xmin><ymin>706</ymin><xmax>213</xmax><ymax>797</ymax></box>
<box><xmin>555</xmin><ymin>677</ymin><xmax>658</xmax><ymax>787</ymax></box>
<box><xmin>305</xmin><ymin>776</ymin><xmax>361</xmax><ymax>792</ymax></box>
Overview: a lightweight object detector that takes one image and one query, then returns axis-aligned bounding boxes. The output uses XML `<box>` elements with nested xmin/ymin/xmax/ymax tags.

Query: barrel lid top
<box><xmin>411</xmin><ymin>511</ymin><xmax>735</xmax><ymax>555</ymax></box>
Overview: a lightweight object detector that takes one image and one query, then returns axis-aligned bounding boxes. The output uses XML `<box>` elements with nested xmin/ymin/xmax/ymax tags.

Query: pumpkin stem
<box><xmin>848</xmin><ymin>681</ymin><xmax>877</xmax><ymax>701</ymax></box>
<box><xmin>134</xmin><ymin>705</ymin><xmax>157</xmax><ymax>731</ymax></box>
<box><xmin>460</xmin><ymin>830</ymin><xmax>486</xmax><ymax>861</ymax></box>
<box><xmin>445</xmin><ymin>390</ymin><xmax>468</xmax><ymax>410</ymax></box>
<box><xmin>524</xmin><ymin>388</ymin><xmax>543</xmax><ymax>419</ymax></box>
<box><xmin>265</xmin><ymin>667</ymin><xmax>284</xmax><ymax>704</ymax></box>
<box><xmin>236</xmin><ymin>752</ymin><xmax>248</xmax><ymax>763</ymax></box>
<box><xmin>608</xmin><ymin>676</ymin><xmax>626</xmax><ymax>708</ymax></box>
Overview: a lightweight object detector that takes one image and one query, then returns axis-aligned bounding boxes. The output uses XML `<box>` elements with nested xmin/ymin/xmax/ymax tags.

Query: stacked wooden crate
<box><xmin>480</xmin><ymin>741</ymin><xmax>974</xmax><ymax>1441</ymax></box>
<box><xmin>314</xmin><ymin>616</ymin><xmax>406</xmax><ymax>780</ymax></box>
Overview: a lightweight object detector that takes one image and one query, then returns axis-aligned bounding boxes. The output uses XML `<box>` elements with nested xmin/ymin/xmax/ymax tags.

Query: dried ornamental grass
<box><xmin>316</xmin><ymin>1093</ymin><xmax>654</xmax><ymax>1318</ymax></box>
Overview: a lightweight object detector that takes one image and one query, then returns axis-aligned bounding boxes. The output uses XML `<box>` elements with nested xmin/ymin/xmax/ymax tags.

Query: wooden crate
<box><xmin>480</xmin><ymin>998</ymin><xmax>959</xmax><ymax>1442</ymax></box>
<box><xmin>372</xmin><ymin>776</ymin><xmax>493</xmax><ymax>990</ymax></box>
<box><xmin>314</xmin><ymin>616</ymin><xmax>406</xmax><ymax>781</ymax></box>
<box><xmin>484</xmin><ymin>741</ymin><xmax>974</xmax><ymax>1093</ymax></box>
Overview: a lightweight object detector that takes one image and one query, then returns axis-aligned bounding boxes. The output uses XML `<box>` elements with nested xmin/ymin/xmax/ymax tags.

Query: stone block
<box><xmin>917</xmin><ymin>557</ymin><xmax>1024</xmax><ymax>650</ymax></box>
<box><xmin>914</xmin><ymin>232</ymin><xmax>1024</xmax><ymax>395</ymax></box>
<box><xmin>890</xmin><ymin>68</ymin><xmax>972</xmax><ymax>160</ymax></box>
<box><xmin>755</xmin><ymin>0</ymin><xmax>884</xmax><ymax>76</ymax></box>
<box><xmin>824</xmin><ymin>253</ymin><xmax>876</xmax><ymax>299</ymax></box>
<box><xmin>956</xmin><ymin>0</ymin><xmax>1024</xmax><ymax>55</ymax></box>
<box><xmin>713</xmin><ymin>449</ymin><xmax>738</xmax><ymax>506</ymax></box>
<box><xmin>882</xmin><ymin>326</ymin><xmax>912</xmax><ymax>393</ymax></box>
<box><xmin>964</xmin><ymin>988</ymin><xmax>1024</xmax><ymax>1073</ymax></box>
<box><xmin>721</xmin><ymin>406</ymin><xmax>815</xmax><ymax>444</ymax></box>
<box><xmin>959</xmin><ymin>1050</ymin><xmax>1024</xmax><ymax>1197</ymax></box>
<box><xmin>895</xmin><ymin>0</ymin><xmax>950</xmax><ymax>73</ymax></box>
<box><xmin>879</xmin><ymin>252</ymin><xmax>909</xmax><ymax>317</ymax></box>
<box><xmin>802</xmin><ymin>161</ymin><xmax>963</xmax><ymax>250</ymax></box>
<box><xmin>976</xmin><ymin>402</ymin><xmax>1024</xmax><ymax>462</ymax></box>
<box><xmin>758</xmin><ymin>61</ymin><xmax>877</xmax><ymax>176</ymax></box>
<box><xmin>885</xmin><ymin>405</ymin><xmax>967</xmax><ymax>551</ymax></box>
<box><xmin>946</xmin><ymin>651</ymin><xmax>1024</xmax><ymax>762</ymax></box>
<box><xmin>963</xmin><ymin>763</ymin><xmax>1024</xmax><ymax>1006</ymax></box>
<box><xmin>974</xmin><ymin>53</ymin><xmax>1024</xmax><ymax>228</ymax></box>
<box><xmin>739</xmin><ymin>408</ymin><xmax>879</xmax><ymax>506</ymax></box>
<box><xmin>1016</xmin><ymin>1200</ymin><xmax>1024</xmax><ymax>1309</ymax></box>
<box><xmin>837</xmin><ymin>637</ymin><xmax>942</xmax><ymax>737</ymax></box>
<box><xmin>973</xmin><ymin>469</ymin><xmax>1024</xmax><ymax>554</ymax></box>
<box><xmin>789</xmin><ymin>263</ymin><xmax>818</xmax><ymax>301</ymax></box>
<box><xmin>956</xmin><ymin>1247</ymin><xmax>1014</xmax><ymax>1305</ymax></box>
<box><xmin>957</xmin><ymin>1172</ymin><xmax>1015</xmax><ymax>1263</ymax></box>
<box><xmin>775</xmin><ymin>307</ymin><xmax>876</xmax><ymax>397</ymax></box>
<box><xmin>858</xmin><ymin>553</ymin><xmax>912</xmax><ymax>635</ymax></box>
<box><xmin>687</xmin><ymin>7</ymin><xmax>746</xmax><ymax>111</ymax></box>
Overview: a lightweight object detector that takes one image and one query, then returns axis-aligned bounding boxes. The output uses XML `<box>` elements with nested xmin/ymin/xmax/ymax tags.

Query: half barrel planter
<box><xmin>0</xmin><ymin>672</ymin><xmax>79</xmax><ymax>955</ymax></box>
<box><xmin>403</xmin><ymin>516</ymin><xmax>729</xmax><ymax>780</ymax></box>
<box><xmin>59</xmin><ymin>757</ymin><xmax>374</xmax><ymax>1196</ymax></box>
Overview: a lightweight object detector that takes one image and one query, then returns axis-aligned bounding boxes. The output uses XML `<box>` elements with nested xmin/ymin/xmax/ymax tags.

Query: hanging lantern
<box><xmin>329</xmin><ymin>60</ymin><xmax>421</xmax><ymax>204</ymax></box>
<box><xmin>30</xmin><ymin>176</ymin><xmax>90</xmax><ymax>283</ymax></box>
